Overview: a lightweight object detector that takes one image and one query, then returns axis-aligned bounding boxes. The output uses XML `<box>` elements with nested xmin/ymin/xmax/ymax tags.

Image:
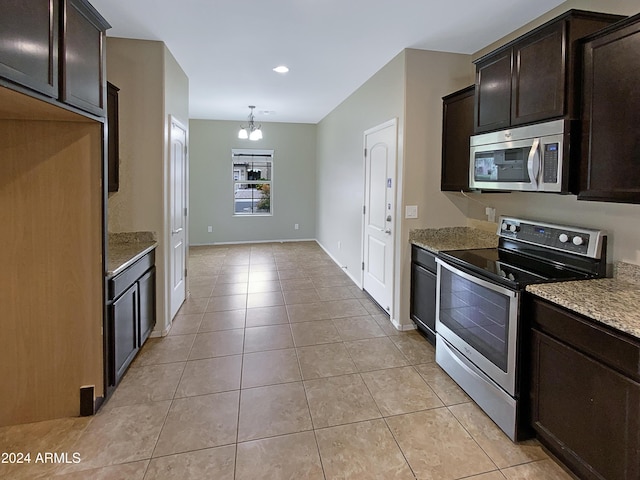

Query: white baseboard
<box><xmin>315</xmin><ymin>240</ymin><xmax>362</xmax><ymax>288</ymax></box>
<box><xmin>190</xmin><ymin>238</ymin><xmax>317</xmax><ymax>246</ymax></box>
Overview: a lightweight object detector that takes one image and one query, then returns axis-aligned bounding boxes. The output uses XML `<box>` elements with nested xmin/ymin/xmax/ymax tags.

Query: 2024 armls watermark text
<box><xmin>2</xmin><ymin>452</ymin><xmax>81</xmax><ymax>464</ymax></box>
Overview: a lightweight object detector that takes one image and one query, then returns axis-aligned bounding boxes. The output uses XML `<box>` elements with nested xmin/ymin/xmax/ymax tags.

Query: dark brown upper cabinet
<box><xmin>0</xmin><ymin>0</ymin><xmax>110</xmax><ymax>117</ymax></box>
<box><xmin>473</xmin><ymin>10</ymin><xmax>625</xmax><ymax>134</ymax></box>
<box><xmin>0</xmin><ymin>0</ymin><xmax>59</xmax><ymax>98</ymax></box>
<box><xmin>107</xmin><ymin>82</ymin><xmax>120</xmax><ymax>192</ymax></box>
<box><xmin>578</xmin><ymin>13</ymin><xmax>640</xmax><ymax>204</ymax></box>
<box><xmin>441</xmin><ymin>85</ymin><xmax>475</xmax><ymax>191</ymax></box>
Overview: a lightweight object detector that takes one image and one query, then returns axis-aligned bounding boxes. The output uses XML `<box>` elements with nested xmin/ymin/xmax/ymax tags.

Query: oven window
<box><xmin>438</xmin><ymin>267</ymin><xmax>511</xmax><ymax>371</ymax></box>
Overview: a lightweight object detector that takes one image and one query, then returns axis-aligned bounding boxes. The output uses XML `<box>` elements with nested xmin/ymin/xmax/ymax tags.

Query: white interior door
<box><xmin>169</xmin><ymin>117</ymin><xmax>187</xmax><ymax>319</ymax></box>
<box><xmin>362</xmin><ymin>119</ymin><xmax>397</xmax><ymax>313</ymax></box>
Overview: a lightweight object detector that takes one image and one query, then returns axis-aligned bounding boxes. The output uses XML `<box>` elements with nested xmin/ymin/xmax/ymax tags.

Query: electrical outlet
<box><xmin>207</xmin><ymin>226</ymin><xmax>213</xmax><ymax>233</ymax></box>
<box><xmin>485</xmin><ymin>207</ymin><xmax>496</xmax><ymax>223</ymax></box>
<box><xmin>294</xmin><ymin>223</ymin><xmax>299</xmax><ymax>230</ymax></box>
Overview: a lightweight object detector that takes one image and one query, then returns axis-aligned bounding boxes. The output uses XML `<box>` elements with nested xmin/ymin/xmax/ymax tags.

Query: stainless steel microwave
<box><xmin>469</xmin><ymin>119</ymin><xmax>567</xmax><ymax>192</ymax></box>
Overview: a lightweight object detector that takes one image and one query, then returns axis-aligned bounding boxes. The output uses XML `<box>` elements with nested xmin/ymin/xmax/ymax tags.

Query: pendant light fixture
<box><xmin>238</xmin><ymin>105</ymin><xmax>262</xmax><ymax>141</ymax></box>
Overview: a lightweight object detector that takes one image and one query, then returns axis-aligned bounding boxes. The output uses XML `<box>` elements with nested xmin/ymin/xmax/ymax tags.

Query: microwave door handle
<box><xmin>527</xmin><ymin>138</ymin><xmax>540</xmax><ymax>190</ymax></box>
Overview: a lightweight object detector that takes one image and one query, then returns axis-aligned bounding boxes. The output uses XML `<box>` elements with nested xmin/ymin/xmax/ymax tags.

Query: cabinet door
<box><xmin>0</xmin><ymin>0</ymin><xmax>58</xmax><ymax>97</ymax></box>
<box><xmin>61</xmin><ymin>0</ymin><xmax>109</xmax><ymax>115</ymax></box>
<box><xmin>410</xmin><ymin>263</ymin><xmax>437</xmax><ymax>345</ymax></box>
<box><xmin>138</xmin><ymin>267</ymin><xmax>156</xmax><ymax>346</ymax></box>
<box><xmin>111</xmin><ymin>284</ymin><xmax>139</xmax><ymax>385</ymax></box>
<box><xmin>107</xmin><ymin>82</ymin><xmax>120</xmax><ymax>192</ymax></box>
<box><xmin>578</xmin><ymin>16</ymin><xmax>640</xmax><ymax>203</ymax></box>
<box><xmin>441</xmin><ymin>85</ymin><xmax>474</xmax><ymax>191</ymax></box>
<box><xmin>474</xmin><ymin>49</ymin><xmax>512</xmax><ymax>133</ymax></box>
<box><xmin>511</xmin><ymin>22</ymin><xmax>565</xmax><ymax>126</ymax></box>
<box><xmin>531</xmin><ymin>329</ymin><xmax>640</xmax><ymax>480</ymax></box>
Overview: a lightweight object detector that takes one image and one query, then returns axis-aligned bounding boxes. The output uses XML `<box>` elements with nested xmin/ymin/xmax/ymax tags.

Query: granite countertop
<box><xmin>409</xmin><ymin>226</ymin><xmax>499</xmax><ymax>253</ymax></box>
<box><xmin>107</xmin><ymin>231</ymin><xmax>157</xmax><ymax>278</ymax></box>
<box><xmin>526</xmin><ymin>262</ymin><xmax>640</xmax><ymax>339</ymax></box>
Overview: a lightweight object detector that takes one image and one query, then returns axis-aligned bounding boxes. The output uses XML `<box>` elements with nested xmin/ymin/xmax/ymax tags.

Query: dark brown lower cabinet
<box><xmin>529</xmin><ymin>296</ymin><xmax>640</xmax><ymax>480</ymax></box>
<box><xmin>106</xmin><ymin>251</ymin><xmax>156</xmax><ymax>393</ymax></box>
<box><xmin>410</xmin><ymin>245</ymin><xmax>437</xmax><ymax>345</ymax></box>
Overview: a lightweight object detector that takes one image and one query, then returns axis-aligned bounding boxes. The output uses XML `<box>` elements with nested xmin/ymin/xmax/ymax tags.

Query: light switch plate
<box><xmin>405</xmin><ymin>205</ymin><xmax>418</xmax><ymax>219</ymax></box>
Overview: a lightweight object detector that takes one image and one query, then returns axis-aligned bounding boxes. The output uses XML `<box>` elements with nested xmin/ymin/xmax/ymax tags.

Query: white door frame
<box><xmin>167</xmin><ymin>115</ymin><xmax>188</xmax><ymax>323</ymax></box>
<box><xmin>361</xmin><ymin>118</ymin><xmax>398</xmax><ymax>316</ymax></box>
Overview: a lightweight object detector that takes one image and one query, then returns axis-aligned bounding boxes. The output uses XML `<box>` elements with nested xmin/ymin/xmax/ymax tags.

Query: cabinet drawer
<box><xmin>411</xmin><ymin>245</ymin><xmax>437</xmax><ymax>273</ymax></box>
<box><xmin>108</xmin><ymin>250</ymin><xmax>155</xmax><ymax>300</ymax></box>
<box><xmin>531</xmin><ymin>297</ymin><xmax>640</xmax><ymax>382</ymax></box>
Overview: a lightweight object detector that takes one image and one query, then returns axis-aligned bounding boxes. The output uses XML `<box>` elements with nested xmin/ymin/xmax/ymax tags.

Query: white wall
<box><xmin>188</xmin><ymin>120</ymin><xmax>317</xmax><ymax>244</ymax></box>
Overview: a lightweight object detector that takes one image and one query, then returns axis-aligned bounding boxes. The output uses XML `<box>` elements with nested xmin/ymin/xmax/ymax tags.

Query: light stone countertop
<box><xmin>526</xmin><ymin>262</ymin><xmax>640</xmax><ymax>340</ymax></box>
<box><xmin>107</xmin><ymin>231</ymin><xmax>157</xmax><ymax>278</ymax></box>
<box><xmin>409</xmin><ymin>226</ymin><xmax>499</xmax><ymax>253</ymax></box>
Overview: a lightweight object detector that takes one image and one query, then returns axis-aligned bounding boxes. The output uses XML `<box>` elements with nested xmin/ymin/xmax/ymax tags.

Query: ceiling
<box><xmin>91</xmin><ymin>0</ymin><xmax>566</xmax><ymax>124</ymax></box>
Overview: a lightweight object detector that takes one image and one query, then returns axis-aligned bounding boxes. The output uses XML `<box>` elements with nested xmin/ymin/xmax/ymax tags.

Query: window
<box><xmin>232</xmin><ymin>149</ymin><xmax>273</xmax><ymax>215</ymax></box>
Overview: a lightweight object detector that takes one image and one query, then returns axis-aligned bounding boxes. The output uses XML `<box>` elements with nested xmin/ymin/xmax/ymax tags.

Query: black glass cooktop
<box><xmin>438</xmin><ymin>247</ymin><xmax>594</xmax><ymax>289</ymax></box>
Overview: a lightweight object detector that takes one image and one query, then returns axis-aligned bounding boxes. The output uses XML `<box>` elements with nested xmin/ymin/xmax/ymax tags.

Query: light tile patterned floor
<box><xmin>0</xmin><ymin>242</ymin><xmax>576</xmax><ymax>479</ymax></box>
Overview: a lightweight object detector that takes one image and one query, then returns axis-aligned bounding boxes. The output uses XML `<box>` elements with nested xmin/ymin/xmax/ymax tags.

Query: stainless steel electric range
<box><xmin>435</xmin><ymin>216</ymin><xmax>607</xmax><ymax>441</ymax></box>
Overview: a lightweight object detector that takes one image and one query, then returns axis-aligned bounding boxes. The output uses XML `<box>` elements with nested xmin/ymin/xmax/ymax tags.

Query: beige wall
<box><xmin>188</xmin><ymin>120</ymin><xmax>317</xmax><ymax>244</ymax></box>
<box><xmin>316</xmin><ymin>51</ymin><xmax>405</xmax><ymax>287</ymax></box>
<box><xmin>107</xmin><ymin>38</ymin><xmax>189</xmax><ymax>334</ymax></box>
<box><xmin>466</xmin><ymin>0</ymin><xmax>640</xmax><ymax>266</ymax></box>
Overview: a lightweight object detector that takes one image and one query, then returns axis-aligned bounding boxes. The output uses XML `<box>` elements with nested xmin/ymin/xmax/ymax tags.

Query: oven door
<box><xmin>435</xmin><ymin>258</ymin><xmax>519</xmax><ymax>395</ymax></box>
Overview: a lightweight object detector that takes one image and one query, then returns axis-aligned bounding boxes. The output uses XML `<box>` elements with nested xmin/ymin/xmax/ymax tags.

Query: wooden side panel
<box><xmin>0</xmin><ymin>118</ymin><xmax>103</xmax><ymax>426</ymax></box>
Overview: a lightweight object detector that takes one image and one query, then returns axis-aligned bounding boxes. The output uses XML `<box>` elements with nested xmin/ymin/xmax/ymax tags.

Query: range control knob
<box><xmin>558</xmin><ymin>233</ymin><xmax>569</xmax><ymax>243</ymax></box>
<box><xmin>508</xmin><ymin>224</ymin><xmax>519</xmax><ymax>233</ymax></box>
<box><xmin>572</xmin><ymin>236</ymin><xmax>584</xmax><ymax>246</ymax></box>
<box><xmin>501</xmin><ymin>222</ymin><xmax>508</xmax><ymax>231</ymax></box>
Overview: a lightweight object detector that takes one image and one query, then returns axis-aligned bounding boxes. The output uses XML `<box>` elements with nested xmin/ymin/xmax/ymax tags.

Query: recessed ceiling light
<box><xmin>273</xmin><ymin>65</ymin><xmax>289</xmax><ymax>74</ymax></box>
<box><xmin>261</xmin><ymin>110</ymin><xmax>276</xmax><ymax>116</ymax></box>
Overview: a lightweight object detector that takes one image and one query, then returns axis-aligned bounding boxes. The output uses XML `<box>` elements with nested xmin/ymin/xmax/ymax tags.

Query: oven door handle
<box><xmin>527</xmin><ymin>138</ymin><xmax>540</xmax><ymax>190</ymax></box>
<box><xmin>435</xmin><ymin>258</ymin><xmax>518</xmax><ymax>299</ymax></box>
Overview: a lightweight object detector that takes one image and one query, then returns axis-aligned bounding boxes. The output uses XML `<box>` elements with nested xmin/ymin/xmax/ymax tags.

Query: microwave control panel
<box><xmin>542</xmin><ymin>143</ymin><xmax>559</xmax><ymax>183</ymax></box>
<box><xmin>498</xmin><ymin>217</ymin><xmax>605</xmax><ymax>258</ymax></box>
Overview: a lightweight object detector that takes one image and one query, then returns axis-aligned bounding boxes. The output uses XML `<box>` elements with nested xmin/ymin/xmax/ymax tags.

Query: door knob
<box><xmin>172</xmin><ymin>228</ymin><xmax>183</xmax><ymax>235</ymax></box>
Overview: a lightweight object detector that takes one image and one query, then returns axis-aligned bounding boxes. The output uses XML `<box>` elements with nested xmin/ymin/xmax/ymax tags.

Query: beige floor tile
<box><xmin>248</xmin><ymin>270</ymin><xmax>280</xmax><ymax>283</ymax></box>
<box><xmin>245</xmin><ymin>305</ymin><xmax>289</xmax><ymax>327</ymax></box>
<box><xmin>145</xmin><ymin>445</ymin><xmax>235</xmax><ymax>480</ymax></box>
<box><xmin>168</xmin><ymin>313</ymin><xmax>203</xmax><ymax>335</ymax></box>
<box><xmin>345</xmin><ymin>337</ymin><xmax>410</xmax><ymax>372</ymax></box>
<box><xmin>465</xmin><ymin>472</ymin><xmax>507</xmax><ymax>480</ymax></box>
<box><xmin>306</xmin><ymin>265</ymin><xmax>346</xmax><ymax>277</ymax></box>
<box><xmin>51</xmin><ymin>461</ymin><xmax>148</xmax><ymax>479</ymax></box>
<box><xmin>333</xmin><ymin>315</ymin><xmax>387</xmax><ymax>341</ymax></box>
<box><xmin>188</xmin><ymin>329</ymin><xmax>244</xmax><ymax>360</ymax></box>
<box><xmin>359</xmin><ymin>297</ymin><xmax>387</xmax><ymax>315</ymax></box>
<box><xmin>324</xmin><ymin>299</ymin><xmax>370</xmax><ymax>319</ymax></box>
<box><xmin>0</xmin><ymin>417</ymin><xmax>91</xmax><ymax>480</ymax></box>
<box><xmin>311</xmin><ymin>275</ymin><xmax>354</xmax><ymax>288</ymax></box>
<box><xmin>371</xmin><ymin>313</ymin><xmax>401</xmax><ymax>336</ymax></box>
<box><xmin>217</xmin><ymin>272</ymin><xmax>249</xmax><ymax>284</ymax></box>
<box><xmin>290</xmin><ymin>320</ymin><xmax>342</xmax><ymax>346</ymax></box>
<box><xmin>283</xmin><ymin>288</ymin><xmax>321</xmax><ymax>305</ymax></box>
<box><xmin>242</xmin><ymin>348</ymin><xmax>301</xmax><ymax>388</ymax></box>
<box><xmin>153</xmin><ymin>391</ymin><xmax>239</xmax><ymax>457</ymax></box>
<box><xmin>361</xmin><ymin>366</ymin><xmax>443</xmax><ymax>416</ymax></box>
<box><xmin>206</xmin><ymin>294</ymin><xmax>247</xmax><ymax>312</ymax></box>
<box><xmin>386</xmin><ymin>408</ymin><xmax>496</xmax><ymax>479</ymax></box>
<box><xmin>247</xmin><ymin>291</ymin><xmax>285</xmax><ymax>308</ymax></box>
<box><xmin>199</xmin><ymin>310</ymin><xmax>246</xmax><ymax>332</ymax></box>
<box><xmin>238</xmin><ymin>383</ymin><xmax>312</xmax><ymax>442</ymax></box>
<box><xmin>277</xmin><ymin>269</ymin><xmax>309</xmax><ymax>280</ymax></box>
<box><xmin>186</xmin><ymin>284</ymin><xmax>214</xmax><ymax>298</ymax></box>
<box><xmin>304</xmin><ymin>374</ymin><xmax>381</xmax><ymax>428</ymax></box>
<box><xmin>220</xmin><ymin>264</ymin><xmax>249</xmax><ymax>274</ymax></box>
<box><xmin>249</xmin><ymin>263</ymin><xmax>277</xmax><ymax>272</ymax></box>
<box><xmin>316</xmin><ymin>419</ymin><xmax>415</xmax><ymax>480</ymax></box>
<box><xmin>59</xmin><ymin>401</ymin><xmax>171</xmax><ymax>473</ymax></box>
<box><xmin>247</xmin><ymin>280</ymin><xmax>281</xmax><ymax>293</ymax></box>
<box><xmin>244</xmin><ymin>324</ymin><xmax>294</xmax><ymax>353</ymax></box>
<box><xmin>449</xmin><ymin>402</ymin><xmax>548</xmax><ymax>469</ymax></box>
<box><xmin>415</xmin><ymin>362</ymin><xmax>472</xmax><ymax>406</ymax></box>
<box><xmin>176</xmin><ymin>297</ymin><xmax>208</xmax><ymax>315</ymax></box>
<box><xmin>296</xmin><ymin>343</ymin><xmax>358</xmax><ymax>379</ymax></box>
<box><xmin>187</xmin><ymin>276</ymin><xmax>217</xmax><ymax>289</ymax></box>
<box><xmin>105</xmin><ymin>362</ymin><xmax>185</xmax><ymax>409</ymax></box>
<box><xmin>279</xmin><ymin>278</ymin><xmax>315</xmax><ymax>291</ymax></box>
<box><xmin>175</xmin><ymin>355</ymin><xmax>242</xmax><ymax>397</ymax></box>
<box><xmin>286</xmin><ymin>302</ymin><xmax>332</xmax><ymax>322</ymax></box>
<box><xmin>501</xmin><ymin>459</ymin><xmax>575</xmax><ymax>480</ymax></box>
<box><xmin>315</xmin><ymin>286</ymin><xmax>356</xmax><ymax>301</ymax></box>
<box><xmin>346</xmin><ymin>285</ymin><xmax>368</xmax><ymax>299</ymax></box>
<box><xmin>389</xmin><ymin>331</ymin><xmax>436</xmax><ymax>364</ymax></box>
<box><xmin>235</xmin><ymin>431</ymin><xmax>324</xmax><ymax>480</ymax></box>
<box><xmin>133</xmin><ymin>335</ymin><xmax>195</xmax><ymax>366</ymax></box>
<box><xmin>211</xmin><ymin>282</ymin><xmax>248</xmax><ymax>297</ymax></box>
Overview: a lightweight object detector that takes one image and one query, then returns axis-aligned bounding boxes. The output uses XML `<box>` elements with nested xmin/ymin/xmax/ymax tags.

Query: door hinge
<box><xmin>364</xmin><ymin>148</ymin><xmax>367</xmax><ymax>157</ymax></box>
<box><xmin>363</xmin><ymin>205</ymin><xmax>366</xmax><ymax>215</ymax></box>
<box><xmin>184</xmin><ymin>268</ymin><xmax>188</xmax><ymax>278</ymax></box>
<box><xmin>361</xmin><ymin>261</ymin><xmax>365</xmax><ymax>271</ymax></box>
<box><xmin>184</xmin><ymin>207</ymin><xmax>188</xmax><ymax>217</ymax></box>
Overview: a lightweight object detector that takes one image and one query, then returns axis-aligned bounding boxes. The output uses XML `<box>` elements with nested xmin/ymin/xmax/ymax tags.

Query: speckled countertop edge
<box><xmin>107</xmin><ymin>232</ymin><xmax>157</xmax><ymax>278</ymax></box>
<box><xmin>526</xmin><ymin>262</ymin><xmax>640</xmax><ymax>340</ymax></box>
<box><xmin>409</xmin><ymin>226</ymin><xmax>499</xmax><ymax>253</ymax></box>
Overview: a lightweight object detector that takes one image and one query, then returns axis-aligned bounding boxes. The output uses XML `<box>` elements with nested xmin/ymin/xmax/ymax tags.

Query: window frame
<box><xmin>232</xmin><ymin>149</ymin><xmax>274</xmax><ymax>217</ymax></box>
